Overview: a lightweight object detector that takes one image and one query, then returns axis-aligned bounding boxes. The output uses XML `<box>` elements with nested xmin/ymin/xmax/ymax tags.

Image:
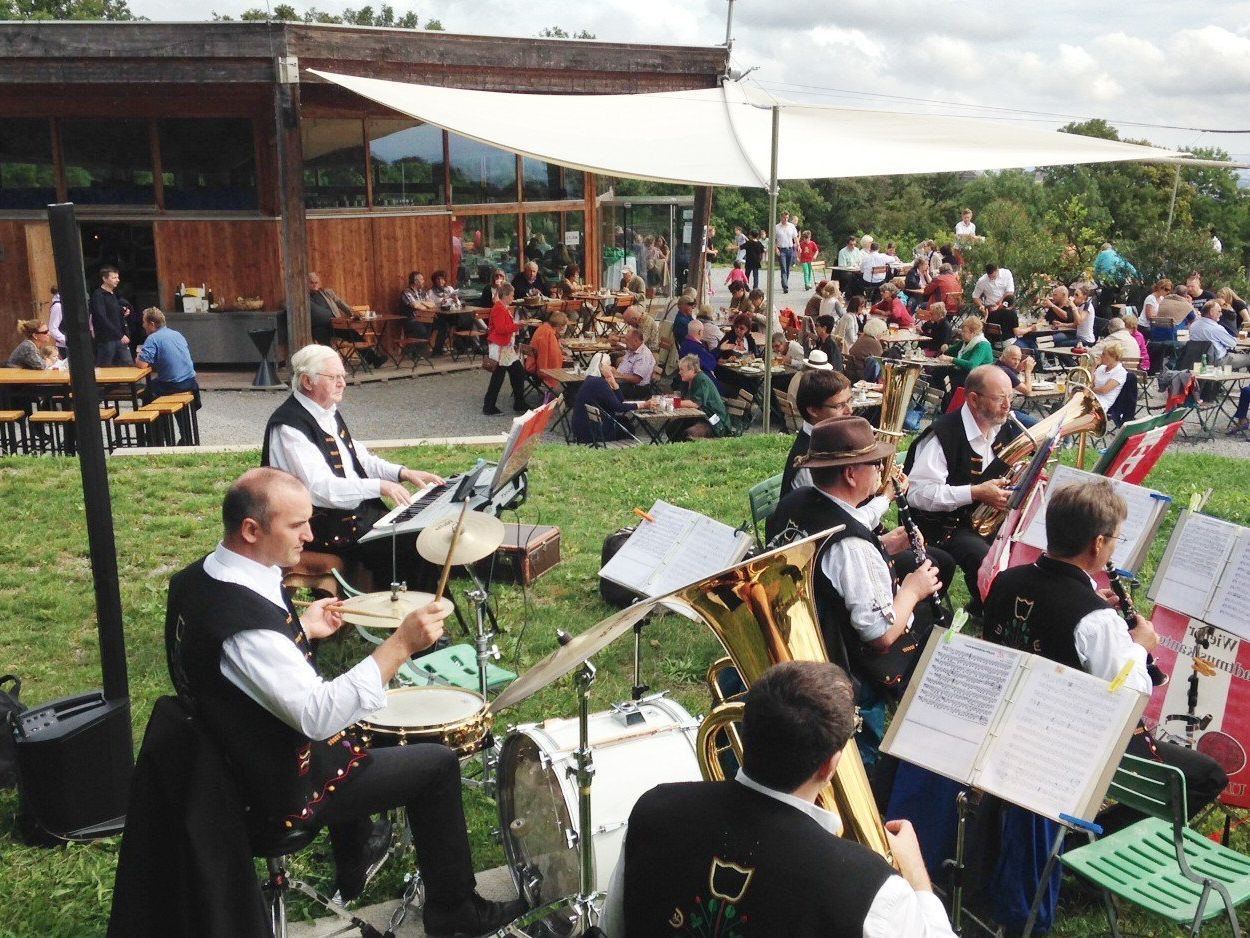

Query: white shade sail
<box><xmin>309</xmin><ymin>69</ymin><xmax>1227</xmax><ymax>188</ymax></box>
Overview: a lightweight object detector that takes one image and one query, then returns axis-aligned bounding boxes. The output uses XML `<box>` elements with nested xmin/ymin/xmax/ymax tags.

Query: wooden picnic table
<box><xmin>0</xmin><ymin>365</ymin><xmax>151</xmax><ymax>411</ymax></box>
<box><xmin>628</xmin><ymin>404</ymin><xmax>708</xmax><ymax>444</ymax></box>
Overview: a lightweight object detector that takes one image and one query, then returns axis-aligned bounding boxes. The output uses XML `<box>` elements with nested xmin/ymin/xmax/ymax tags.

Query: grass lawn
<box><xmin>0</xmin><ymin>436</ymin><xmax>1247</xmax><ymax>936</ymax></box>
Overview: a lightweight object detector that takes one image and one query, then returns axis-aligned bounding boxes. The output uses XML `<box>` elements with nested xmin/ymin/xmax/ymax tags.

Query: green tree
<box><xmin>0</xmin><ymin>0</ymin><xmax>135</xmax><ymax>18</ymax></box>
<box><xmin>223</xmin><ymin>2</ymin><xmax>440</xmax><ymax>26</ymax></box>
<box><xmin>538</xmin><ymin>26</ymin><xmax>596</xmax><ymax>39</ymax></box>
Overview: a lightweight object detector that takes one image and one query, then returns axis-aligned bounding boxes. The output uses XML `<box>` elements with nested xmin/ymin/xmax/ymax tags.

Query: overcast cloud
<box><xmin>132</xmin><ymin>0</ymin><xmax>1250</xmax><ymax>160</ymax></box>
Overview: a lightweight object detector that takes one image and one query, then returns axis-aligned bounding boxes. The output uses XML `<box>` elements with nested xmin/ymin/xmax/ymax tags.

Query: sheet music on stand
<box><xmin>1149</xmin><ymin>510</ymin><xmax>1250</xmax><ymax>642</ymax></box>
<box><xmin>1015</xmin><ymin>464</ymin><xmax>1170</xmax><ymax>573</ymax></box>
<box><xmin>881</xmin><ymin>631</ymin><xmax>1147</xmax><ymax>825</ymax></box>
<box><xmin>598</xmin><ymin>500</ymin><xmax>754</xmax><ymax>599</ymax></box>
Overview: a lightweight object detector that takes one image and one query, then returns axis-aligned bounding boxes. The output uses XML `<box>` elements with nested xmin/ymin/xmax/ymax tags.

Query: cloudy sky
<box><xmin>132</xmin><ymin>0</ymin><xmax>1250</xmax><ymax>161</ymax></box>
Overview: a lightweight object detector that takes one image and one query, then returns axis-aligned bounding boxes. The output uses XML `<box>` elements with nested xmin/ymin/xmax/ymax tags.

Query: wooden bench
<box><xmin>27</xmin><ymin>408</ymin><xmax>117</xmax><ymax>455</ymax></box>
<box><xmin>114</xmin><ymin>409</ymin><xmax>163</xmax><ymax>448</ymax></box>
<box><xmin>152</xmin><ymin>391</ymin><xmax>200</xmax><ymax>445</ymax></box>
<box><xmin>0</xmin><ymin>410</ymin><xmax>28</xmax><ymax>455</ymax></box>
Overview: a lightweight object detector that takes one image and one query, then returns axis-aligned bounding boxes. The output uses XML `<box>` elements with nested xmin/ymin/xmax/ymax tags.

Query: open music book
<box><xmin>1149</xmin><ymin>510</ymin><xmax>1250</xmax><ymax>642</ymax></box>
<box><xmin>1016</xmin><ymin>464</ymin><xmax>1170</xmax><ymax>573</ymax></box>
<box><xmin>881</xmin><ymin>631</ymin><xmax>1147</xmax><ymax>825</ymax></box>
<box><xmin>598</xmin><ymin>500</ymin><xmax>754</xmax><ymax>599</ymax></box>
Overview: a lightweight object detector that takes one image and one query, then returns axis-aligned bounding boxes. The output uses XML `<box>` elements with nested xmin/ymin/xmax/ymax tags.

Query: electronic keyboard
<box><xmin>357</xmin><ymin>461</ymin><xmax>526</xmax><ymax>543</ymax></box>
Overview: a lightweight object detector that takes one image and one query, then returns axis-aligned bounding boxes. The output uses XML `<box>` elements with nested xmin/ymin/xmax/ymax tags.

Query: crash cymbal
<box><xmin>417</xmin><ymin>511</ymin><xmax>506</xmax><ymax>565</ymax></box>
<box><xmin>335</xmin><ymin>590</ymin><xmax>453</xmax><ymax>628</ymax></box>
<box><xmin>490</xmin><ymin>602</ymin><xmax>657</xmax><ymax>712</ymax></box>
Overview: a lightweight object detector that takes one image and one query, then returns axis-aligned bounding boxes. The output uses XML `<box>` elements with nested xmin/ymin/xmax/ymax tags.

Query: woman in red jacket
<box><xmin>483</xmin><ymin>282</ymin><xmax>527</xmax><ymax>415</ymax></box>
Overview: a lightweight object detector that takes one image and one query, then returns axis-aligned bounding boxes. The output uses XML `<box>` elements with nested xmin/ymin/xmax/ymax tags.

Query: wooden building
<box><xmin>0</xmin><ymin>22</ymin><xmax>726</xmax><ymax>360</ymax></box>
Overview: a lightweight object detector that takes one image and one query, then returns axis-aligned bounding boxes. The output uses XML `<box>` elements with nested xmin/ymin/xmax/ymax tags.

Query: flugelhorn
<box><xmin>968</xmin><ymin>386</ymin><xmax>1106</xmax><ymax>537</ymax></box>
<box><xmin>669</xmin><ymin>532</ymin><xmax>894</xmax><ymax>861</ymax></box>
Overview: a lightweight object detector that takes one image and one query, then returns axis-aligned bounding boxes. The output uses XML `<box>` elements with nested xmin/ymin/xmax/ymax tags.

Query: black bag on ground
<box><xmin>0</xmin><ymin>675</ymin><xmax>26</xmax><ymax>789</ymax></box>
<box><xmin>599</xmin><ymin>525</ymin><xmax>642</xmax><ymax>608</ymax></box>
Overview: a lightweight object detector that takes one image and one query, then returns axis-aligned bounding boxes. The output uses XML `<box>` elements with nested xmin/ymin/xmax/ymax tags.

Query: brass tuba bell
<box><xmin>667</xmin><ymin>531</ymin><xmax>894</xmax><ymax>861</ymax></box>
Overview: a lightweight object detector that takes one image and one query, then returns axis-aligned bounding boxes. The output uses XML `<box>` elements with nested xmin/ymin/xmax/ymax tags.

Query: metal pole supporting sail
<box><xmin>762</xmin><ymin>105</ymin><xmax>780</xmax><ymax>433</ymax></box>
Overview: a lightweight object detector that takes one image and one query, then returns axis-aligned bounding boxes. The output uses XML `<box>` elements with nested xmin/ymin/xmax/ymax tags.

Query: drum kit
<box><xmin>339</xmin><ymin>506</ymin><xmax>700</xmax><ymax>935</ymax></box>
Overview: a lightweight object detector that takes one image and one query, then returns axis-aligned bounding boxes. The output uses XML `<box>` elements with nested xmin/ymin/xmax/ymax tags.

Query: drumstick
<box><xmin>433</xmin><ymin>500</ymin><xmax>470</xmax><ymax>603</ymax></box>
<box><xmin>291</xmin><ymin>599</ymin><xmax>403</xmax><ymax>622</ymax></box>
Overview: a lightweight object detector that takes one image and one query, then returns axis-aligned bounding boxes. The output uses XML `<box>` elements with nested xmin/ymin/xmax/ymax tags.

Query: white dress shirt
<box><xmin>207</xmin><ymin>543</ymin><xmax>387</xmax><ymax>740</ymax></box>
<box><xmin>860</xmin><ymin>251</ymin><xmax>893</xmax><ymax>285</ymax></box>
<box><xmin>906</xmin><ymin>405</ymin><xmax>1000</xmax><ymax>513</ymax></box>
<box><xmin>266</xmin><ymin>392</ymin><xmax>405</xmax><ymax>509</ymax></box>
<box><xmin>818</xmin><ymin>490</ymin><xmax>906</xmax><ymax>642</ymax></box>
<box><xmin>1066</xmin><ymin>566</ymin><xmax>1152</xmax><ymax>697</ymax></box>
<box><xmin>954</xmin><ymin>220</ymin><xmax>977</xmax><ymax>239</ymax></box>
<box><xmin>792</xmin><ymin>421</ymin><xmax>815</xmax><ymax>491</ymax></box>
<box><xmin>775</xmin><ymin>221</ymin><xmax>799</xmax><ymax>250</ymax></box>
<box><xmin>601</xmin><ymin>770</ymin><xmax>956</xmax><ymax>938</ymax></box>
<box><xmin>972</xmin><ymin>270</ymin><xmax>1014</xmax><ymax>307</ymax></box>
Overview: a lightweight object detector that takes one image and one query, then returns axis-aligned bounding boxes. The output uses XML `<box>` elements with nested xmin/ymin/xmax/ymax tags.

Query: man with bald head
<box><xmin>903</xmin><ymin>365</ymin><xmax>1022</xmax><ymax>615</ymax></box>
<box><xmin>163</xmin><ymin>468</ymin><xmax>524</xmax><ymax>932</ymax></box>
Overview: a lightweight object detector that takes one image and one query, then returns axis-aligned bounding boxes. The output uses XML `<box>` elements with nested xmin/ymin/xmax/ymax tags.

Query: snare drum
<box><xmin>496</xmin><ymin>696</ymin><xmax>701</xmax><ymax>932</ymax></box>
<box><xmin>358</xmin><ymin>686</ymin><xmax>490</xmax><ymax>756</ymax></box>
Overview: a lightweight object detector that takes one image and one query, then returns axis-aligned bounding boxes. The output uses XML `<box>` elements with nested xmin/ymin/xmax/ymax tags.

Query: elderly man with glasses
<box><xmin>261</xmin><ymin>344</ymin><xmax>444</xmax><ymax>586</ymax></box>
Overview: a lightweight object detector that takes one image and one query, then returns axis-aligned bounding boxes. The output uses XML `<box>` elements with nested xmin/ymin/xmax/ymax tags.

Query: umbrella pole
<box><xmin>1166</xmin><ymin>164</ymin><xmax>1181</xmax><ymax>233</ymax></box>
<box><xmin>763</xmin><ymin>105</ymin><xmax>780</xmax><ymax>433</ymax></box>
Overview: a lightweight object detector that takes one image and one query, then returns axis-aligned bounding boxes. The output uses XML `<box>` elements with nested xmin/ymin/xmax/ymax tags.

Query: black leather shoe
<box><xmin>423</xmin><ymin>892</ymin><xmax>527</xmax><ymax>937</ymax></box>
<box><xmin>335</xmin><ymin>816</ymin><xmax>392</xmax><ymax>903</ymax></box>
<box><xmin>482</xmin><ymin>405</ymin><xmax>503</xmax><ymax>416</ymax></box>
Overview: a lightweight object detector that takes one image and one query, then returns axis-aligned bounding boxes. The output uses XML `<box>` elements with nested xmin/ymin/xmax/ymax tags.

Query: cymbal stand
<box><xmin>390</xmin><ymin>524</ymin><xmax>405</xmax><ymax>600</ymax></box>
<box><xmin>462</xmin><ymin>564</ymin><xmax>500</xmax><ymax>797</ymax></box>
<box><xmin>569</xmin><ymin>657</ymin><xmax>602</xmax><ymax>933</ymax></box>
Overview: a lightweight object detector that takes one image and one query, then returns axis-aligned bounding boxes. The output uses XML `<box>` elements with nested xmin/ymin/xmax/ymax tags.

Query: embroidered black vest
<box><xmin>165</xmin><ymin>560</ymin><xmax>369</xmax><ymax>834</ymax></box>
<box><xmin>902</xmin><ymin>410</ymin><xmax>1019</xmax><ymax>541</ymax></box>
<box><xmin>766</xmin><ymin>487</ymin><xmax>930</xmax><ymax>698</ymax></box>
<box><xmin>261</xmin><ymin>395</ymin><xmax>389</xmax><ymax>551</ymax></box>
<box><xmin>780</xmin><ymin>427</ymin><xmax>811</xmax><ymax>497</ymax></box>
<box><xmin>622</xmin><ymin>780</ymin><xmax>891</xmax><ymax>938</ymax></box>
<box><xmin>982</xmin><ymin>554</ymin><xmax>1107</xmax><ymax>670</ymax></box>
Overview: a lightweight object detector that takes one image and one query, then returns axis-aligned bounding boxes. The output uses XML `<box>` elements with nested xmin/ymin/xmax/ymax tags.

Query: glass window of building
<box><xmin>0</xmin><ymin>119</ymin><xmax>56</xmax><ymax>210</ymax></box>
<box><xmin>369</xmin><ymin>119</ymin><xmax>445</xmax><ymax>207</ymax></box>
<box><xmin>60</xmin><ymin>118</ymin><xmax>155</xmax><ymax>205</ymax></box>
<box><xmin>523</xmin><ymin>212</ymin><xmax>561</xmax><ymax>281</ymax></box>
<box><xmin>563</xmin><ymin>168</ymin><xmax>585</xmax><ymax>201</ymax></box>
<box><xmin>158</xmin><ymin>119</ymin><xmax>258</xmax><ymax>211</ymax></box>
<box><xmin>453</xmin><ymin>213</ymin><xmax>518</xmax><ymax>290</ymax></box>
<box><xmin>522</xmin><ymin>157</ymin><xmax>564</xmax><ymax>201</ymax></box>
<box><xmin>562</xmin><ymin>210</ymin><xmax>586</xmax><ymax>278</ymax></box>
<box><xmin>449</xmin><ymin>135</ymin><xmax>517</xmax><ymax>204</ymax></box>
<box><xmin>302</xmin><ymin>118</ymin><xmax>367</xmax><ymax>209</ymax></box>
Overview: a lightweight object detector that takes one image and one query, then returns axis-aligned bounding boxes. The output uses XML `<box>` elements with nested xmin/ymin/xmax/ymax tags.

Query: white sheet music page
<box><xmin>1151</xmin><ymin>513</ymin><xmax>1242</xmax><ymax>623</ymax></box>
<box><xmin>648</xmin><ymin>515</ymin><xmax>751</xmax><ymax>597</ymax></box>
<box><xmin>1016</xmin><ymin>465</ymin><xmax>1167</xmax><ymax>571</ymax></box>
<box><xmin>976</xmin><ymin>660</ymin><xmax>1143</xmax><ymax>823</ymax></box>
<box><xmin>1206</xmin><ymin>531</ymin><xmax>1250</xmax><ymax>640</ymax></box>
<box><xmin>882</xmin><ymin>635</ymin><xmax>1022</xmax><ymax>783</ymax></box>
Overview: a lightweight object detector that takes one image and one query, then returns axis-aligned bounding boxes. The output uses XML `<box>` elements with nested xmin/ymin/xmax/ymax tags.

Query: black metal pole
<box><xmin>46</xmin><ymin>203</ymin><xmax>131</xmax><ymax>708</ymax></box>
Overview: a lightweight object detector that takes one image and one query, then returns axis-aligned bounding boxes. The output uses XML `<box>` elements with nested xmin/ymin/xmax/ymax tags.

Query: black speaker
<box><xmin>12</xmin><ymin>690</ymin><xmax>131</xmax><ymax>845</ymax></box>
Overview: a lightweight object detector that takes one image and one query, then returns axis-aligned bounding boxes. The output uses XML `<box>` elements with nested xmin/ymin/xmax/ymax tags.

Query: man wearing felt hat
<box><xmin>766</xmin><ymin>416</ymin><xmax>953</xmax><ymax>701</ymax></box>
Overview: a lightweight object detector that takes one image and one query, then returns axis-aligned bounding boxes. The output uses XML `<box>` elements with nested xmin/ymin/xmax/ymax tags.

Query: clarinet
<box><xmin>893</xmin><ymin>477</ymin><xmax>949</xmax><ymax>628</ymax></box>
<box><xmin>1105</xmin><ymin>562</ymin><xmax>1167</xmax><ymax>687</ymax></box>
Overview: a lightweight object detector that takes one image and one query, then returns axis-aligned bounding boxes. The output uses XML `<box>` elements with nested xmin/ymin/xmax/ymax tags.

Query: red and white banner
<box><xmin>1145</xmin><ymin>606</ymin><xmax>1250</xmax><ymax>809</ymax></box>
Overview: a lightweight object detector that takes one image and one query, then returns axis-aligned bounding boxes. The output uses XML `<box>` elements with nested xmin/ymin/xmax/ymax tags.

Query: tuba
<box><xmin>968</xmin><ymin>386</ymin><xmax>1106</xmax><ymax>537</ymax></box>
<box><xmin>874</xmin><ymin>359</ymin><xmax>924</xmax><ymax>494</ymax></box>
<box><xmin>669</xmin><ymin>531</ymin><xmax>894</xmax><ymax>861</ymax></box>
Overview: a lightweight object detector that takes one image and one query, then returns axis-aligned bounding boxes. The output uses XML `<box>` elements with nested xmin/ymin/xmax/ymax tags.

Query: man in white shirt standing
<box><xmin>954</xmin><ymin>208</ymin><xmax>982</xmax><ymax>243</ymax></box>
<box><xmin>261</xmin><ymin>344</ymin><xmax>445</xmax><ymax>585</ymax></box>
<box><xmin>774</xmin><ymin>211</ymin><xmax>800</xmax><ymax>294</ymax></box>
<box><xmin>971</xmin><ymin>263</ymin><xmax>1015</xmax><ymax>315</ymax></box>
<box><xmin>859</xmin><ymin>241</ymin><xmax>894</xmax><ymax>298</ymax></box>
<box><xmin>163</xmin><ymin>468</ymin><xmax>525</xmax><ymax>934</ymax></box>
<box><xmin>603</xmin><ymin>659</ymin><xmax>956</xmax><ymax>937</ymax></box>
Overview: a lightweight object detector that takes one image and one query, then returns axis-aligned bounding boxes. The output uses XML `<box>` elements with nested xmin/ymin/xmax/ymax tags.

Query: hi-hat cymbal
<box><xmin>490</xmin><ymin>602</ymin><xmax>657</xmax><ymax>712</ymax></box>
<box><xmin>335</xmin><ymin>590</ymin><xmax>453</xmax><ymax>628</ymax></box>
<box><xmin>417</xmin><ymin>510</ymin><xmax>506</xmax><ymax>565</ymax></box>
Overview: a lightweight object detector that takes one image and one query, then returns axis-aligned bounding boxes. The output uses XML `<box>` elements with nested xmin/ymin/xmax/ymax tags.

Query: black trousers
<box><xmin>917</xmin><ymin>522</ymin><xmax>991</xmax><ymax>614</ymax></box>
<box><xmin>483</xmin><ymin>360</ymin><xmax>526</xmax><ymax>410</ymax></box>
<box><xmin>1097</xmin><ymin>732</ymin><xmax>1229</xmax><ymax>835</ymax></box>
<box><xmin>318</xmin><ymin>743</ymin><xmax>476</xmax><ymax>905</ymax></box>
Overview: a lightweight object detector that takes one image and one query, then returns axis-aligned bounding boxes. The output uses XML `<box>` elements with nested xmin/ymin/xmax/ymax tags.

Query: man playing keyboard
<box><xmin>262</xmin><ymin>344</ymin><xmax>444</xmax><ymax>587</ymax></box>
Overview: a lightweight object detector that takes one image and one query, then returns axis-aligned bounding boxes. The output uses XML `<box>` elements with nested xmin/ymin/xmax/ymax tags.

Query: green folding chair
<box><xmin>1061</xmin><ymin>754</ymin><xmax>1250</xmax><ymax>937</ymax></box>
<box><xmin>747</xmin><ymin>473</ymin><xmax>784</xmax><ymax>548</ymax></box>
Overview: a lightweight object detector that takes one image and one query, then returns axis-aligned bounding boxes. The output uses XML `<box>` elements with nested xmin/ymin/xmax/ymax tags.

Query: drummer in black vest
<box><xmin>780</xmin><ymin>368</ymin><xmax>853</xmax><ymax>497</ymax></box>
<box><xmin>984</xmin><ymin>479</ymin><xmax>1227</xmax><ymax>830</ymax></box>
<box><xmin>903</xmin><ymin>364</ymin><xmax>1019</xmax><ymax>616</ymax></box>
<box><xmin>165</xmin><ymin>468</ymin><xmax>524</xmax><ymax>935</ymax></box>
<box><xmin>766</xmin><ymin>416</ymin><xmax>951</xmax><ymax>700</ymax></box>
<box><xmin>602</xmin><ymin>661</ymin><xmax>957</xmax><ymax>937</ymax></box>
<box><xmin>262</xmin><ymin>344</ymin><xmax>444</xmax><ymax>587</ymax></box>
